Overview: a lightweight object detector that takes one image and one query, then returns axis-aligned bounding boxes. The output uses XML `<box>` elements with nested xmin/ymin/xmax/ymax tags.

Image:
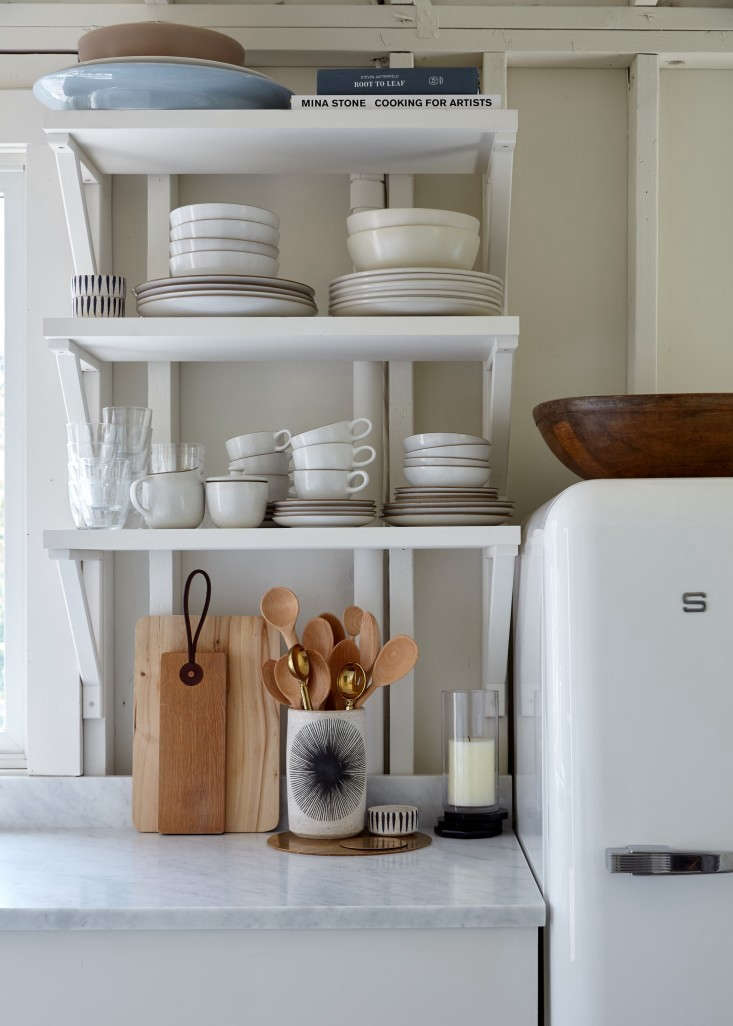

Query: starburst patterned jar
<box><xmin>286</xmin><ymin>709</ymin><xmax>367</xmax><ymax>839</ymax></box>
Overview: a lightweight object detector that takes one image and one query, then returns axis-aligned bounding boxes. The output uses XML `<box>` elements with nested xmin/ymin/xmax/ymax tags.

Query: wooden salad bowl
<box><xmin>533</xmin><ymin>394</ymin><xmax>733</xmax><ymax>478</ymax></box>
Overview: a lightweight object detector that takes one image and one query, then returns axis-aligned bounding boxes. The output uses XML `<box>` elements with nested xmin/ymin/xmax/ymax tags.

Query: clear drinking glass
<box><xmin>69</xmin><ymin>457</ymin><xmax>132</xmax><ymax>530</ymax></box>
<box><xmin>151</xmin><ymin>443</ymin><xmax>205</xmax><ymax>474</ymax></box>
<box><xmin>441</xmin><ymin>690</ymin><xmax>499</xmax><ymax>814</ymax></box>
<box><xmin>102</xmin><ymin>406</ymin><xmax>152</xmax><ymax>453</ymax></box>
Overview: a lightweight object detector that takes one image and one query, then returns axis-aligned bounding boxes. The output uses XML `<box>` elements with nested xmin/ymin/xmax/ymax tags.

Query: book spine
<box><xmin>316</xmin><ymin>68</ymin><xmax>480</xmax><ymax>95</ymax></box>
<box><xmin>291</xmin><ymin>95</ymin><xmax>501</xmax><ymax>110</ymax></box>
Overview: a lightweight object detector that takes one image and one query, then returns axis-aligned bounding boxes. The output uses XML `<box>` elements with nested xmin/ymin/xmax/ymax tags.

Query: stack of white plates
<box><xmin>134</xmin><ymin>274</ymin><xmax>317</xmax><ymax>317</ymax></box>
<box><xmin>169</xmin><ymin>204</ymin><xmax>280</xmax><ymax>277</ymax></box>
<box><xmin>328</xmin><ymin>269</ymin><xmax>504</xmax><ymax>317</ymax></box>
<box><xmin>272</xmin><ymin>498</ymin><xmax>378</xmax><ymax>528</ymax></box>
<box><xmin>384</xmin><ymin>487</ymin><xmax>513</xmax><ymax>527</ymax></box>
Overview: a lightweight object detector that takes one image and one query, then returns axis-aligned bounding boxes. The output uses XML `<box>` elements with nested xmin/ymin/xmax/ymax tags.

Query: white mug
<box><xmin>225</xmin><ymin>429</ymin><xmax>291</xmax><ymax>461</ymax></box>
<box><xmin>292</xmin><ymin>468</ymin><xmax>369</xmax><ymax>499</ymax></box>
<box><xmin>290</xmin><ymin>418</ymin><xmax>372</xmax><ymax>449</ymax></box>
<box><xmin>290</xmin><ymin>443</ymin><xmax>376</xmax><ymax>471</ymax></box>
<box><xmin>129</xmin><ymin>469</ymin><xmax>204</xmax><ymax>528</ymax></box>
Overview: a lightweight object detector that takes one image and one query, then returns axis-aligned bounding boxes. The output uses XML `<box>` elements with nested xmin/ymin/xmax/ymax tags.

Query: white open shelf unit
<box><xmin>42</xmin><ymin>101</ymin><xmax>519</xmax><ymax>776</ymax></box>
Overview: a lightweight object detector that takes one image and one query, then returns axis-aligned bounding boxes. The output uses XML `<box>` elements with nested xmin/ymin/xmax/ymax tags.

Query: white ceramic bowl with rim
<box><xmin>403</xmin><ymin>465</ymin><xmax>490</xmax><ymax>488</ymax></box>
<box><xmin>205</xmin><ymin>477</ymin><xmax>268</xmax><ymax>528</ymax></box>
<box><xmin>404</xmin><ymin>432</ymin><xmax>489</xmax><ymax>452</ymax></box>
<box><xmin>170</xmin><ymin>219</ymin><xmax>280</xmax><ymax>245</ymax></box>
<box><xmin>170</xmin><ymin>237</ymin><xmax>278</xmax><ymax>258</ymax></box>
<box><xmin>228</xmin><ymin>452</ymin><xmax>289</xmax><ymax>474</ymax></box>
<box><xmin>403</xmin><ymin>456</ymin><xmax>490</xmax><ymax>468</ymax></box>
<box><xmin>170</xmin><ymin>204</ymin><xmax>279</xmax><ymax>229</ymax></box>
<box><xmin>414</xmin><ymin>443</ymin><xmax>491</xmax><ymax>460</ymax></box>
<box><xmin>225</xmin><ymin>429</ymin><xmax>291</xmax><ymax>461</ymax></box>
<box><xmin>290</xmin><ymin>442</ymin><xmax>376</xmax><ymax>471</ymax></box>
<box><xmin>347</xmin><ymin>225</ymin><xmax>480</xmax><ymax>272</ymax></box>
<box><xmin>169</xmin><ymin>251</ymin><xmax>279</xmax><ymax>277</ymax></box>
<box><xmin>228</xmin><ymin>470</ymin><xmax>290</xmax><ymax>501</ymax></box>
<box><xmin>347</xmin><ymin>208</ymin><xmax>479</xmax><ymax>234</ymax></box>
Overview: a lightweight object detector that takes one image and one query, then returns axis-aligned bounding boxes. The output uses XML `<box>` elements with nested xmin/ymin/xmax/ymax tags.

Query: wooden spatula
<box><xmin>158</xmin><ymin>570</ymin><xmax>227</xmax><ymax>835</ymax></box>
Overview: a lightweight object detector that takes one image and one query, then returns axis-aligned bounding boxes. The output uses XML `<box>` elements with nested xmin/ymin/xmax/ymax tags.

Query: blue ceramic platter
<box><xmin>33</xmin><ymin>57</ymin><xmax>293</xmax><ymax>110</ymax></box>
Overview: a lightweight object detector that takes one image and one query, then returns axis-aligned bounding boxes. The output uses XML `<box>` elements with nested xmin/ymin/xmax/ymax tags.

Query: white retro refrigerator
<box><xmin>514</xmin><ymin>479</ymin><xmax>733</xmax><ymax>1025</ymax></box>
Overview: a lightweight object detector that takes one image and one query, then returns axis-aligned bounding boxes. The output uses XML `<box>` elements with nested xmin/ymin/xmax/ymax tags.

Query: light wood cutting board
<box><xmin>133</xmin><ymin>615</ymin><xmax>280</xmax><ymax>833</ymax></box>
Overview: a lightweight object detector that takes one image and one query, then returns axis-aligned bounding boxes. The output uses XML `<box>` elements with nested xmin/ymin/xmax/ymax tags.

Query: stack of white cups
<box><xmin>289</xmin><ymin>419</ymin><xmax>375</xmax><ymax>499</ymax></box>
<box><xmin>226</xmin><ymin>429</ymin><xmax>291</xmax><ymax>501</ymax></box>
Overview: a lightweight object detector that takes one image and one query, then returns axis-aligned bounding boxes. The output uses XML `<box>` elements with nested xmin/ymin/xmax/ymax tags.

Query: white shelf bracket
<box><xmin>486</xmin><ymin>132</ymin><xmax>516</xmax><ymax>302</ymax></box>
<box><xmin>48</xmin><ymin>549</ymin><xmax>104</xmax><ymax>720</ymax></box>
<box><xmin>483</xmin><ymin>339</ymin><xmax>517</xmax><ymax>499</ymax></box>
<box><xmin>53</xmin><ymin>340</ymin><xmax>100</xmax><ymax>424</ymax></box>
<box><xmin>49</xmin><ymin>133</ymin><xmax>108</xmax><ymax>275</ymax></box>
<box><xmin>482</xmin><ymin>544</ymin><xmax>519</xmax><ymax>719</ymax></box>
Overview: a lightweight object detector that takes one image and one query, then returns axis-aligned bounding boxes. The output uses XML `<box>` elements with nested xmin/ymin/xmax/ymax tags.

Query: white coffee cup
<box><xmin>290</xmin><ymin>419</ymin><xmax>372</xmax><ymax>449</ymax></box>
<box><xmin>290</xmin><ymin>443</ymin><xmax>376</xmax><ymax>471</ymax></box>
<box><xmin>206</xmin><ymin>478</ymin><xmax>268</xmax><ymax>528</ymax></box>
<box><xmin>229</xmin><ymin>452</ymin><xmax>289</xmax><ymax>474</ymax></box>
<box><xmin>129</xmin><ymin>469</ymin><xmax>204</xmax><ymax>528</ymax></box>
<box><xmin>225</xmin><ymin>429</ymin><xmax>291</xmax><ymax>461</ymax></box>
<box><xmin>292</xmin><ymin>468</ymin><xmax>369</xmax><ymax>499</ymax></box>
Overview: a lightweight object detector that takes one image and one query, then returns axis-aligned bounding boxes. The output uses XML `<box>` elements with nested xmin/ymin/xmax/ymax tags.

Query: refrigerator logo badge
<box><xmin>682</xmin><ymin>592</ymin><xmax>707</xmax><ymax>613</ymax></box>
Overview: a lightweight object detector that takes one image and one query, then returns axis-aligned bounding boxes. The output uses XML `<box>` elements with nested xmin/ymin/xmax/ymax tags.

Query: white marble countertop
<box><xmin>0</xmin><ymin>827</ymin><xmax>545</xmax><ymax>932</ymax></box>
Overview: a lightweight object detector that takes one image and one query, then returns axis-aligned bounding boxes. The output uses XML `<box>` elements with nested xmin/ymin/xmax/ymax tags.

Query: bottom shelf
<box><xmin>44</xmin><ymin>525</ymin><xmax>520</xmax><ymax>553</ymax></box>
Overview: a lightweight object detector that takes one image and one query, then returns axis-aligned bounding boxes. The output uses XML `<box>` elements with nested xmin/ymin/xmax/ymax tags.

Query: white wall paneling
<box><xmin>628</xmin><ymin>53</ymin><xmax>660</xmax><ymax>392</ymax></box>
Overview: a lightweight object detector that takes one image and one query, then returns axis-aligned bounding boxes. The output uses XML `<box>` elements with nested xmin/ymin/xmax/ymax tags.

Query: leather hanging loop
<box><xmin>180</xmin><ymin>569</ymin><xmax>212</xmax><ymax>686</ymax></box>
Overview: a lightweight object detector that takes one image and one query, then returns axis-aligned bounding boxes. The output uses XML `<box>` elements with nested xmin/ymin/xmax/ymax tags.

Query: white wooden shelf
<box><xmin>44</xmin><ymin>108</ymin><xmax>517</xmax><ymax>177</ymax></box>
<box><xmin>45</xmin><ymin>526</ymin><xmax>520</xmax><ymax>553</ymax></box>
<box><xmin>45</xmin><ymin>317</ymin><xmax>519</xmax><ymax>365</ymax></box>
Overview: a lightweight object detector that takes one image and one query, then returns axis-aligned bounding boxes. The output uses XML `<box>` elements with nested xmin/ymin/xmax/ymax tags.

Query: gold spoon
<box><xmin>336</xmin><ymin>662</ymin><xmax>368</xmax><ymax>710</ymax></box>
<box><xmin>287</xmin><ymin>643</ymin><xmax>312</xmax><ymax>710</ymax></box>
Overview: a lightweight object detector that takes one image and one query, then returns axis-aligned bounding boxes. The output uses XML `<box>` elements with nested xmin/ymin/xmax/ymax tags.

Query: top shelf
<box><xmin>44</xmin><ymin>108</ymin><xmax>517</xmax><ymax>177</ymax></box>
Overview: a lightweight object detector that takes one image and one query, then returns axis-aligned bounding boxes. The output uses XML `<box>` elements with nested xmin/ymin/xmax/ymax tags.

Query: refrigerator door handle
<box><xmin>607</xmin><ymin>846</ymin><xmax>733</xmax><ymax>875</ymax></box>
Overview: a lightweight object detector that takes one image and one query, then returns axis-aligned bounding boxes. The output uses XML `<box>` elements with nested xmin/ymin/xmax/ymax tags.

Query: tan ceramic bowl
<box><xmin>78</xmin><ymin>22</ymin><xmax>245</xmax><ymax>67</ymax></box>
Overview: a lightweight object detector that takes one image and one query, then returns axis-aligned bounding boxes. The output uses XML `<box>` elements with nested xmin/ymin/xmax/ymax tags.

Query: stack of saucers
<box><xmin>271</xmin><ymin>498</ymin><xmax>378</xmax><ymax>528</ymax></box>
<box><xmin>169</xmin><ymin>203</ymin><xmax>280</xmax><ymax>278</ymax></box>
<box><xmin>328</xmin><ymin>268</ymin><xmax>504</xmax><ymax>316</ymax></box>
<box><xmin>134</xmin><ymin>274</ymin><xmax>316</xmax><ymax>316</ymax></box>
<box><xmin>383</xmin><ymin>487</ymin><xmax>513</xmax><ymax>527</ymax></box>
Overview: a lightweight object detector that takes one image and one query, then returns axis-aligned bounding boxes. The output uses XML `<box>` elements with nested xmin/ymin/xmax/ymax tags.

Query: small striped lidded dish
<box><xmin>368</xmin><ymin>804</ymin><xmax>419</xmax><ymax>837</ymax></box>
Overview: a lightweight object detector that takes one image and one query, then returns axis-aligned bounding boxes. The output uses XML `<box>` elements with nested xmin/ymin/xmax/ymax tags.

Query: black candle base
<box><xmin>434</xmin><ymin>808</ymin><xmax>508</xmax><ymax>839</ymax></box>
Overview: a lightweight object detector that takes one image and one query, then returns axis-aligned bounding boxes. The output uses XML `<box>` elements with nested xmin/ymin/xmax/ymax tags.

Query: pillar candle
<box><xmin>448</xmin><ymin>738</ymin><xmax>496</xmax><ymax>808</ymax></box>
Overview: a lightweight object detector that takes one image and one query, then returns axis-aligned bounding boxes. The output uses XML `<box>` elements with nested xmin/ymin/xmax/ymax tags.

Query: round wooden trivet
<box><xmin>267</xmin><ymin>830</ymin><xmax>432</xmax><ymax>857</ymax></box>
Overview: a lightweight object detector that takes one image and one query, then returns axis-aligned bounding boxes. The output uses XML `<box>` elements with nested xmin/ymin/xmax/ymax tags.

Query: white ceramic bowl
<box><xmin>228</xmin><ymin>452</ymin><xmax>289</xmax><ymax>474</ymax></box>
<box><xmin>290</xmin><ymin>419</ymin><xmax>372</xmax><ymax>449</ymax></box>
<box><xmin>416</xmin><ymin>443</ymin><xmax>491</xmax><ymax>460</ymax></box>
<box><xmin>347</xmin><ymin>225</ymin><xmax>480</xmax><ymax>272</ymax></box>
<box><xmin>403</xmin><ymin>465</ymin><xmax>491</xmax><ymax>487</ymax></box>
<box><xmin>169</xmin><ymin>251</ymin><xmax>279</xmax><ymax>277</ymax></box>
<box><xmin>171</xmin><ymin>204</ymin><xmax>279</xmax><ymax>229</ymax></box>
<box><xmin>292</xmin><ymin>468</ymin><xmax>369</xmax><ymax>499</ymax></box>
<box><xmin>170</xmin><ymin>219</ymin><xmax>280</xmax><ymax>245</ymax></box>
<box><xmin>403</xmin><ymin>456</ymin><xmax>490</xmax><ymax>468</ymax></box>
<box><xmin>205</xmin><ymin>478</ymin><xmax>268</xmax><ymax>528</ymax></box>
<box><xmin>226</xmin><ymin>429</ymin><xmax>291</xmax><ymax>461</ymax></box>
<box><xmin>404</xmin><ymin>432</ymin><xmax>489</xmax><ymax>452</ymax></box>
<box><xmin>291</xmin><ymin>442</ymin><xmax>376</xmax><ymax>471</ymax></box>
<box><xmin>347</xmin><ymin>208</ymin><xmax>479</xmax><ymax>234</ymax></box>
<box><xmin>169</xmin><ymin>238</ymin><xmax>278</xmax><ymax>258</ymax></box>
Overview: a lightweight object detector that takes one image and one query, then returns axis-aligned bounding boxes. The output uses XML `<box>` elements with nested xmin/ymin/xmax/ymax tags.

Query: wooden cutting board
<box><xmin>133</xmin><ymin>615</ymin><xmax>280</xmax><ymax>833</ymax></box>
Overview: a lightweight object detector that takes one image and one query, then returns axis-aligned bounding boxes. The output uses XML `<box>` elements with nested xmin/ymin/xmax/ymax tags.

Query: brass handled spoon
<box><xmin>260</xmin><ymin>587</ymin><xmax>300</xmax><ymax>649</ymax></box>
<box><xmin>274</xmin><ymin>653</ymin><xmax>307</xmax><ymax>709</ymax></box>
<box><xmin>336</xmin><ymin>663</ymin><xmax>368</xmax><ymax>710</ymax></box>
<box><xmin>356</xmin><ymin>635</ymin><xmax>419</xmax><ymax>707</ymax></box>
<box><xmin>287</xmin><ymin>643</ymin><xmax>312</xmax><ymax>710</ymax></box>
<box><xmin>328</xmin><ymin>638</ymin><xmax>361</xmax><ymax>709</ymax></box>
<box><xmin>302</xmin><ymin>617</ymin><xmax>334</xmax><ymax>661</ymax></box>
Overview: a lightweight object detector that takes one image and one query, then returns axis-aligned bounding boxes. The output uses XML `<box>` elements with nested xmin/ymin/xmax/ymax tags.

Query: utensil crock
<box><xmin>286</xmin><ymin>708</ymin><xmax>367</xmax><ymax>839</ymax></box>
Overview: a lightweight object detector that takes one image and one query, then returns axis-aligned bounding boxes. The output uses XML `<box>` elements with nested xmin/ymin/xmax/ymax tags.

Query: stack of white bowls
<box><xmin>402</xmin><ymin>432</ymin><xmax>492</xmax><ymax>488</ymax></box>
<box><xmin>169</xmin><ymin>203</ymin><xmax>280</xmax><ymax>277</ymax></box>
<box><xmin>226</xmin><ymin>429</ymin><xmax>291</xmax><ymax>502</ymax></box>
<box><xmin>346</xmin><ymin>208</ymin><xmax>480</xmax><ymax>272</ymax></box>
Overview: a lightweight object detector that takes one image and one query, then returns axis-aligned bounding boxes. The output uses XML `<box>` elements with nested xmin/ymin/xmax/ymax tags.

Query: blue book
<box><xmin>316</xmin><ymin>67</ymin><xmax>480</xmax><ymax>95</ymax></box>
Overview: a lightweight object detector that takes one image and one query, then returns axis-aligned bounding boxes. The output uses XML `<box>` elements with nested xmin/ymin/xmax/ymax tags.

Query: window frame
<box><xmin>0</xmin><ymin>165</ymin><xmax>27</xmax><ymax>768</ymax></box>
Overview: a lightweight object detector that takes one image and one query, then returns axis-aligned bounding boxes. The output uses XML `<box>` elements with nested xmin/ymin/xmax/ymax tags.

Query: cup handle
<box><xmin>274</xmin><ymin>428</ymin><xmax>291</xmax><ymax>452</ymax></box>
<box><xmin>129</xmin><ymin>477</ymin><xmax>151</xmax><ymax>518</ymax></box>
<box><xmin>346</xmin><ymin>470</ymin><xmax>369</xmax><ymax>494</ymax></box>
<box><xmin>352</xmin><ymin>445</ymin><xmax>376</xmax><ymax>468</ymax></box>
<box><xmin>349</xmin><ymin>418</ymin><xmax>372</xmax><ymax>442</ymax></box>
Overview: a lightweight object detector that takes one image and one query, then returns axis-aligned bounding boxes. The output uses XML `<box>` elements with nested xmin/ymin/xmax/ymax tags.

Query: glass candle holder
<box><xmin>435</xmin><ymin>689</ymin><xmax>507</xmax><ymax>839</ymax></box>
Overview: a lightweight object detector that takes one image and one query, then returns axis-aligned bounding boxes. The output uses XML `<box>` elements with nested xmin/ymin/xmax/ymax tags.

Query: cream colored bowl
<box><xmin>169</xmin><ymin>251</ymin><xmax>278</xmax><ymax>277</ymax></box>
<box><xmin>169</xmin><ymin>237</ymin><xmax>278</xmax><ymax>258</ymax></box>
<box><xmin>347</xmin><ymin>207</ymin><xmax>479</xmax><ymax>234</ymax></box>
<box><xmin>347</xmin><ymin>225</ymin><xmax>480</xmax><ymax>272</ymax></box>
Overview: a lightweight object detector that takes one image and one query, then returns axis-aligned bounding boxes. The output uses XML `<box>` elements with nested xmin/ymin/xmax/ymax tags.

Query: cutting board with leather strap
<box><xmin>133</xmin><ymin>614</ymin><xmax>280</xmax><ymax>832</ymax></box>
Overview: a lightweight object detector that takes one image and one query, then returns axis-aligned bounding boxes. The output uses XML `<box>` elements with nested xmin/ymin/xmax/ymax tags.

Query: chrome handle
<box><xmin>607</xmin><ymin>846</ymin><xmax>733</xmax><ymax>875</ymax></box>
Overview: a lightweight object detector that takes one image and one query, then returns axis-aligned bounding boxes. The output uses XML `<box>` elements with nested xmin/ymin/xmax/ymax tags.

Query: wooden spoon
<box><xmin>343</xmin><ymin>605</ymin><xmax>364</xmax><ymax>641</ymax></box>
<box><xmin>260</xmin><ymin>587</ymin><xmax>299</xmax><ymax>649</ymax></box>
<box><xmin>318</xmin><ymin>612</ymin><xmax>346</xmax><ymax>645</ymax></box>
<box><xmin>260</xmin><ymin>659</ymin><xmax>288</xmax><ymax>706</ymax></box>
<box><xmin>274</xmin><ymin>654</ymin><xmax>305</xmax><ymax>709</ymax></box>
<box><xmin>358</xmin><ymin>611</ymin><xmax>381</xmax><ymax>678</ymax></box>
<box><xmin>307</xmin><ymin>650</ymin><xmax>332</xmax><ymax>710</ymax></box>
<box><xmin>356</xmin><ymin>635</ymin><xmax>419</xmax><ymax>707</ymax></box>
<box><xmin>302</xmin><ymin>617</ymin><xmax>334</xmax><ymax>661</ymax></box>
<box><xmin>328</xmin><ymin>638</ymin><xmax>361</xmax><ymax>709</ymax></box>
